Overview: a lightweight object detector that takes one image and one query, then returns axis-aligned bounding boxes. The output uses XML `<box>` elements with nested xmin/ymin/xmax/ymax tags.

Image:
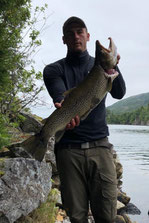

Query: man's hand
<box><xmin>55</xmin><ymin>100</ymin><xmax>80</xmax><ymax>130</ymax></box>
<box><xmin>65</xmin><ymin>115</ymin><xmax>80</xmax><ymax>130</ymax></box>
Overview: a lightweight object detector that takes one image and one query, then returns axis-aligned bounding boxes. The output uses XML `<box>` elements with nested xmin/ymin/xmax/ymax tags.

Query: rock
<box><xmin>44</xmin><ymin>137</ymin><xmax>56</xmax><ymax>167</ymax></box>
<box><xmin>7</xmin><ymin>142</ymin><xmax>33</xmax><ymax>158</ymax></box>
<box><xmin>118</xmin><ymin>202</ymin><xmax>141</xmax><ymax>216</ymax></box>
<box><xmin>118</xmin><ymin>190</ymin><xmax>131</xmax><ymax>205</ymax></box>
<box><xmin>115</xmin><ymin>215</ymin><xmax>126</xmax><ymax>223</ymax></box>
<box><xmin>122</xmin><ymin>214</ymin><xmax>132</xmax><ymax>223</ymax></box>
<box><xmin>55</xmin><ymin>215</ymin><xmax>95</xmax><ymax>223</ymax></box>
<box><xmin>19</xmin><ymin>112</ymin><xmax>43</xmax><ymax>133</ymax></box>
<box><xmin>116</xmin><ymin>160</ymin><xmax>123</xmax><ymax>179</ymax></box>
<box><xmin>50</xmin><ymin>188</ymin><xmax>61</xmax><ymax>204</ymax></box>
<box><xmin>117</xmin><ymin>200</ymin><xmax>125</xmax><ymax>212</ymax></box>
<box><xmin>125</xmin><ymin>203</ymin><xmax>141</xmax><ymax>215</ymax></box>
<box><xmin>118</xmin><ymin>180</ymin><xmax>123</xmax><ymax>188</ymax></box>
<box><xmin>44</xmin><ymin>137</ymin><xmax>61</xmax><ymax>189</ymax></box>
<box><xmin>112</xmin><ymin>150</ymin><xmax>123</xmax><ymax>188</ymax></box>
<box><xmin>52</xmin><ymin>174</ymin><xmax>61</xmax><ymax>189</ymax></box>
<box><xmin>0</xmin><ymin>214</ymin><xmax>10</xmax><ymax>223</ymax></box>
<box><xmin>0</xmin><ymin>158</ymin><xmax>52</xmax><ymax>223</ymax></box>
<box><xmin>112</xmin><ymin>149</ymin><xmax>117</xmax><ymax>159</ymax></box>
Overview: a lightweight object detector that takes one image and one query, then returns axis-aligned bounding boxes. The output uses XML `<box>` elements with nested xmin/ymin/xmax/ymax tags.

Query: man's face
<box><xmin>63</xmin><ymin>24</ymin><xmax>90</xmax><ymax>53</ymax></box>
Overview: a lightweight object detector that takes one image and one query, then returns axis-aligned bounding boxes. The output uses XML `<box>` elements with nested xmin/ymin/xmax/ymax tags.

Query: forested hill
<box><xmin>106</xmin><ymin>92</ymin><xmax>149</xmax><ymax>125</ymax></box>
<box><xmin>107</xmin><ymin>92</ymin><xmax>149</xmax><ymax>114</ymax></box>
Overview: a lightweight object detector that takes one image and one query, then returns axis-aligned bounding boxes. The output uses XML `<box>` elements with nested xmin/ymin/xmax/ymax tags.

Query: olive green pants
<box><xmin>55</xmin><ymin>139</ymin><xmax>117</xmax><ymax>223</ymax></box>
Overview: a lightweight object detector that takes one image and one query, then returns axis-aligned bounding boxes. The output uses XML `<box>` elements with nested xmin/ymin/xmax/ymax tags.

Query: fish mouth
<box><xmin>106</xmin><ymin>69</ymin><xmax>116</xmax><ymax>75</ymax></box>
<box><xmin>96</xmin><ymin>37</ymin><xmax>112</xmax><ymax>53</ymax></box>
<box><xmin>104</xmin><ymin>69</ymin><xmax>119</xmax><ymax>80</ymax></box>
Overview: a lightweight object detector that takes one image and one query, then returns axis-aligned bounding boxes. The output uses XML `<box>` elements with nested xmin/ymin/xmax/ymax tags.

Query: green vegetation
<box><xmin>0</xmin><ymin>3</ymin><xmax>61</xmax><ymax>222</ymax></box>
<box><xmin>0</xmin><ymin>114</ymin><xmax>11</xmax><ymax>148</ymax></box>
<box><xmin>107</xmin><ymin>92</ymin><xmax>149</xmax><ymax>114</ymax></box>
<box><xmin>16</xmin><ymin>188</ymin><xmax>59</xmax><ymax>223</ymax></box>
<box><xmin>0</xmin><ymin>158</ymin><xmax>5</xmax><ymax>177</ymax></box>
<box><xmin>107</xmin><ymin>104</ymin><xmax>149</xmax><ymax>125</ymax></box>
<box><xmin>106</xmin><ymin>92</ymin><xmax>149</xmax><ymax>125</ymax></box>
<box><xmin>0</xmin><ymin>0</ymin><xmax>47</xmax><ymax>150</ymax></box>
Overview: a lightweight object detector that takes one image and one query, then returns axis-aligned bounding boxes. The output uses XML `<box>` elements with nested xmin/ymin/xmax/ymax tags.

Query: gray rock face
<box><xmin>20</xmin><ymin>112</ymin><xmax>43</xmax><ymax>133</ymax></box>
<box><xmin>0</xmin><ymin>158</ymin><xmax>52</xmax><ymax>223</ymax></box>
<box><xmin>45</xmin><ymin>136</ymin><xmax>56</xmax><ymax>166</ymax></box>
<box><xmin>118</xmin><ymin>203</ymin><xmax>141</xmax><ymax>215</ymax></box>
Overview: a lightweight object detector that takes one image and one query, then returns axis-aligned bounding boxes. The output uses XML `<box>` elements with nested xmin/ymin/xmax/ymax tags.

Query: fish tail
<box><xmin>20</xmin><ymin>134</ymin><xmax>48</xmax><ymax>161</ymax></box>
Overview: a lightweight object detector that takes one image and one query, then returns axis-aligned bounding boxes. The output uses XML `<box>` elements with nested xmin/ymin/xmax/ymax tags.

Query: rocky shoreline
<box><xmin>0</xmin><ymin>112</ymin><xmax>141</xmax><ymax>223</ymax></box>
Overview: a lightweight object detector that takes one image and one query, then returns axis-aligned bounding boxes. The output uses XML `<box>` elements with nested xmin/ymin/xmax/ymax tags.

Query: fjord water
<box><xmin>108</xmin><ymin>124</ymin><xmax>149</xmax><ymax>223</ymax></box>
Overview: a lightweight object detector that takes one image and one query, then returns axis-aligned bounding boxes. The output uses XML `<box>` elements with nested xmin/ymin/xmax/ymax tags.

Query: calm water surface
<box><xmin>108</xmin><ymin>124</ymin><xmax>149</xmax><ymax>223</ymax></box>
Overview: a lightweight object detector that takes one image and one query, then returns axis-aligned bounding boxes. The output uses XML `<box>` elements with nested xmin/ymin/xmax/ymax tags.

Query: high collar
<box><xmin>66</xmin><ymin>50</ymin><xmax>90</xmax><ymax>65</ymax></box>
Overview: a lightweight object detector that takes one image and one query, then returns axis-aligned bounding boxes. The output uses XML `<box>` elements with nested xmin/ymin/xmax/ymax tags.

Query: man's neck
<box><xmin>66</xmin><ymin>50</ymin><xmax>89</xmax><ymax>65</ymax></box>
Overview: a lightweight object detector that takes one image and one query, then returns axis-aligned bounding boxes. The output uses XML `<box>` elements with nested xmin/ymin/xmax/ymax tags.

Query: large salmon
<box><xmin>9</xmin><ymin>37</ymin><xmax>119</xmax><ymax>161</ymax></box>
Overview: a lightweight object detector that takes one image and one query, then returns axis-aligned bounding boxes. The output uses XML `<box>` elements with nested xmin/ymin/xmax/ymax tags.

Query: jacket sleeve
<box><xmin>110</xmin><ymin>66</ymin><xmax>126</xmax><ymax>99</ymax></box>
<box><xmin>43</xmin><ymin>62</ymin><xmax>66</xmax><ymax>103</ymax></box>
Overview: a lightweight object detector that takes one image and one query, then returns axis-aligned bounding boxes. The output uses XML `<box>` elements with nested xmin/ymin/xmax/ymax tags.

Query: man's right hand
<box><xmin>54</xmin><ymin>100</ymin><xmax>80</xmax><ymax>130</ymax></box>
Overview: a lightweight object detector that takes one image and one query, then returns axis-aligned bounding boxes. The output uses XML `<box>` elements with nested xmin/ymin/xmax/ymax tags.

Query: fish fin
<box><xmin>55</xmin><ymin>130</ymin><xmax>65</xmax><ymax>143</ymax></box>
<box><xmin>15</xmin><ymin>134</ymin><xmax>48</xmax><ymax>161</ymax></box>
<box><xmin>63</xmin><ymin>87</ymin><xmax>76</xmax><ymax>97</ymax></box>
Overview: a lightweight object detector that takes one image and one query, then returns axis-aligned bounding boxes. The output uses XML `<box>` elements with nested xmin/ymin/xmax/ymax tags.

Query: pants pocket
<box><xmin>99</xmin><ymin>172</ymin><xmax>117</xmax><ymax>221</ymax></box>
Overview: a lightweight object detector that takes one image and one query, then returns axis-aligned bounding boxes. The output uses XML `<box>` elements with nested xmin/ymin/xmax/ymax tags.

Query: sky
<box><xmin>30</xmin><ymin>0</ymin><xmax>149</xmax><ymax>118</ymax></box>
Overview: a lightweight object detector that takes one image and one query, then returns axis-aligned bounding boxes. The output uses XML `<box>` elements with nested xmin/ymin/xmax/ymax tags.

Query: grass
<box><xmin>16</xmin><ymin>188</ymin><xmax>59</xmax><ymax>223</ymax></box>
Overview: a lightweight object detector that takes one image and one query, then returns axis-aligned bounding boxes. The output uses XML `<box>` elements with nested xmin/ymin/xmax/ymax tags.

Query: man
<box><xmin>43</xmin><ymin>16</ymin><xmax>126</xmax><ymax>223</ymax></box>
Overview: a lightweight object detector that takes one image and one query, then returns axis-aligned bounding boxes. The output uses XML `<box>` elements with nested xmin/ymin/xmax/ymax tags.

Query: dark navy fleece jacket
<box><xmin>43</xmin><ymin>50</ymin><xmax>126</xmax><ymax>144</ymax></box>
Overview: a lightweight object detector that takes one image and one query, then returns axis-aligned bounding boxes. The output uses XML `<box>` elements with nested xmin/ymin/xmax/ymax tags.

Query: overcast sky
<box><xmin>30</xmin><ymin>0</ymin><xmax>149</xmax><ymax>118</ymax></box>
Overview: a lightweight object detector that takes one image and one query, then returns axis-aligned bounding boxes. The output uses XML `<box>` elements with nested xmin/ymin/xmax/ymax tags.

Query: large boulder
<box><xmin>19</xmin><ymin>112</ymin><xmax>43</xmax><ymax>133</ymax></box>
<box><xmin>117</xmin><ymin>190</ymin><xmax>131</xmax><ymax>205</ymax></box>
<box><xmin>0</xmin><ymin>158</ymin><xmax>52</xmax><ymax>223</ymax></box>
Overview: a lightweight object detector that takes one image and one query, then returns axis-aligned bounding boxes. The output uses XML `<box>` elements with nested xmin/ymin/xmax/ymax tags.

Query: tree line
<box><xmin>106</xmin><ymin>104</ymin><xmax>149</xmax><ymax>125</ymax></box>
<box><xmin>0</xmin><ymin>0</ymin><xmax>47</xmax><ymax>149</ymax></box>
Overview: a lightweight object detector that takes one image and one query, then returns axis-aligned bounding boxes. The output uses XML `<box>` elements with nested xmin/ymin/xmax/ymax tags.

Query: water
<box><xmin>108</xmin><ymin>124</ymin><xmax>149</xmax><ymax>223</ymax></box>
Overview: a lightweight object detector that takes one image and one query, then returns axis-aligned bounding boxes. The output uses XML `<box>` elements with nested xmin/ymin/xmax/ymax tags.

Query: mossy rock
<box><xmin>115</xmin><ymin>215</ymin><xmax>126</xmax><ymax>223</ymax></box>
<box><xmin>0</xmin><ymin>158</ymin><xmax>6</xmax><ymax>177</ymax></box>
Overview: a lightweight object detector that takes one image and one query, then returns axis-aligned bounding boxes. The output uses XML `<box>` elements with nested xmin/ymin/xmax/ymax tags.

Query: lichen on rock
<box><xmin>0</xmin><ymin>158</ymin><xmax>52</xmax><ymax>223</ymax></box>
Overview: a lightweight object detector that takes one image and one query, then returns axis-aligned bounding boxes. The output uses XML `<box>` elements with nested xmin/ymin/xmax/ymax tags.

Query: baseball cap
<box><xmin>63</xmin><ymin>16</ymin><xmax>87</xmax><ymax>34</ymax></box>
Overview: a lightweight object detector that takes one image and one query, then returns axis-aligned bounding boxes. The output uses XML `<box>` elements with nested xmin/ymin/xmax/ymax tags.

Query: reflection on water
<box><xmin>109</xmin><ymin>124</ymin><xmax>149</xmax><ymax>171</ymax></box>
<box><xmin>112</xmin><ymin>128</ymin><xmax>149</xmax><ymax>134</ymax></box>
<box><xmin>108</xmin><ymin>124</ymin><xmax>149</xmax><ymax>223</ymax></box>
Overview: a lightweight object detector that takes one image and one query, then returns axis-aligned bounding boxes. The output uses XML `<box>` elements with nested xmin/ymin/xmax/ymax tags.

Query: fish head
<box><xmin>95</xmin><ymin>37</ymin><xmax>118</xmax><ymax>71</ymax></box>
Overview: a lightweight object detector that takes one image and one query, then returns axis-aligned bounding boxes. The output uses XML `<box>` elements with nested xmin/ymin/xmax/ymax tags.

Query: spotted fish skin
<box><xmin>13</xmin><ymin>38</ymin><xmax>119</xmax><ymax>161</ymax></box>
